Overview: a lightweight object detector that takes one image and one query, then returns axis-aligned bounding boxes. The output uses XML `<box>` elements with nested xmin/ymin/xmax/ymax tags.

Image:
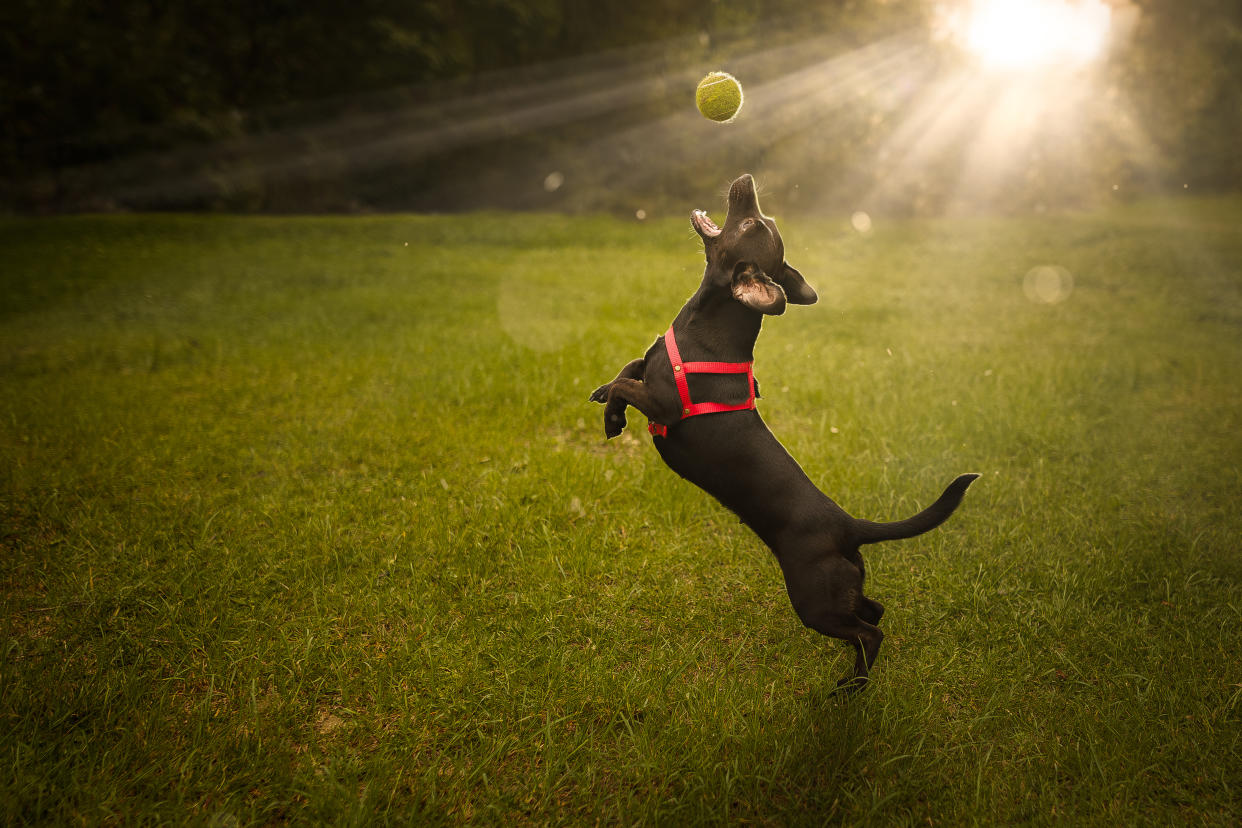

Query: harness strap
<box><xmin>648</xmin><ymin>325</ymin><xmax>755</xmax><ymax>437</ymax></box>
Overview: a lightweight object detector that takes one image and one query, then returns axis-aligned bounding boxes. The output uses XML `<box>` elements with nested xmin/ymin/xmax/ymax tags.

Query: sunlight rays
<box><xmin>551</xmin><ymin>31</ymin><xmax>933</xmax><ymax>211</ymax></box>
<box><xmin>839</xmin><ymin>2</ymin><xmax>1144</xmax><ymax>215</ymax></box>
<box><xmin>57</xmin><ymin>3</ymin><xmax>1162</xmax><ymax>217</ymax></box>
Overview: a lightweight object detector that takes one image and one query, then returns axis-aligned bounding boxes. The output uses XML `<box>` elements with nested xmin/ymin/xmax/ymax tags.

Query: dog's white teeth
<box><xmin>694</xmin><ymin>210</ymin><xmax>721</xmax><ymax>236</ymax></box>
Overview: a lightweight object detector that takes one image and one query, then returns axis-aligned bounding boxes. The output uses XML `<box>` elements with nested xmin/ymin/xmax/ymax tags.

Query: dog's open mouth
<box><xmin>692</xmin><ymin>210</ymin><xmax>721</xmax><ymax>238</ymax></box>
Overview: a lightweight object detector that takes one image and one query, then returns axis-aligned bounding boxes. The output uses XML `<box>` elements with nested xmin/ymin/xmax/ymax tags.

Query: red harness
<box><xmin>648</xmin><ymin>325</ymin><xmax>757</xmax><ymax>438</ymax></box>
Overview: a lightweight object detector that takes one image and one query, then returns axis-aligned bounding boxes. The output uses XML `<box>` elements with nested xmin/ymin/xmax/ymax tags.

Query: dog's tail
<box><xmin>853</xmin><ymin>473</ymin><xmax>980</xmax><ymax>545</ymax></box>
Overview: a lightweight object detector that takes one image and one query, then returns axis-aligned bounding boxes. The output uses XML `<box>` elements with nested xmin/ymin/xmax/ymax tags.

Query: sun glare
<box><xmin>958</xmin><ymin>0</ymin><xmax>1112</xmax><ymax>70</ymax></box>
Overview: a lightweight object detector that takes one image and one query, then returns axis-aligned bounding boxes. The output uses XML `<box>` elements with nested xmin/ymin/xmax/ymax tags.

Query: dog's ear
<box><xmin>775</xmin><ymin>263</ymin><xmax>817</xmax><ymax>305</ymax></box>
<box><xmin>732</xmin><ymin>262</ymin><xmax>787</xmax><ymax>316</ymax></box>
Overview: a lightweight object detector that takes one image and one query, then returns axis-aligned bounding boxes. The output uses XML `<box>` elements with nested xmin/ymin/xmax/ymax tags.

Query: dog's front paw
<box><xmin>603</xmin><ymin>409</ymin><xmax>628</xmax><ymax>439</ymax></box>
<box><xmin>588</xmin><ymin>383</ymin><xmax>611</xmax><ymax>404</ymax></box>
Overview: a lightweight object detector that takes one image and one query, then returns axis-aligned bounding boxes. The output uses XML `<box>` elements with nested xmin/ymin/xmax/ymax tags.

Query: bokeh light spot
<box><xmin>1023</xmin><ymin>264</ymin><xmax>1074</xmax><ymax>304</ymax></box>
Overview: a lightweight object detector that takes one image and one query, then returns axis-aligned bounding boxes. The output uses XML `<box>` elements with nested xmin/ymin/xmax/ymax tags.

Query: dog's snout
<box><xmin>732</xmin><ymin>173</ymin><xmax>755</xmax><ymax>192</ymax></box>
<box><xmin>727</xmin><ymin>174</ymin><xmax>761</xmax><ymax>217</ymax></box>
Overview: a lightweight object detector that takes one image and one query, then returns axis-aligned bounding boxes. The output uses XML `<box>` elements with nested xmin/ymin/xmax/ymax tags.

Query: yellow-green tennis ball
<box><xmin>695</xmin><ymin>71</ymin><xmax>743</xmax><ymax>123</ymax></box>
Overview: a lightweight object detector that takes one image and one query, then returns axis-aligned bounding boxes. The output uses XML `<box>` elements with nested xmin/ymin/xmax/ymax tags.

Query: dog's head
<box><xmin>692</xmin><ymin>173</ymin><xmax>817</xmax><ymax>315</ymax></box>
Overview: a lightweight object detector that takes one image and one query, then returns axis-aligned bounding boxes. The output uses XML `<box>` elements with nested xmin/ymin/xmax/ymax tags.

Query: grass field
<box><xmin>3</xmin><ymin>200</ymin><xmax>1242</xmax><ymax>825</ymax></box>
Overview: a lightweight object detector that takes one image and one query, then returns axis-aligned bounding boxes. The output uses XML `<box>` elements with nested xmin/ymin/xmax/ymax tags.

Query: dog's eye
<box><xmin>741</xmin><ymin>218</ymin><xmax>757</xmax><ymax>231</ymax></box>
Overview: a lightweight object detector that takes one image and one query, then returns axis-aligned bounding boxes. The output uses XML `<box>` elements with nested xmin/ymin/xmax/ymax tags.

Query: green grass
<box><xmin>2</xmin><ymin>200</ymin><xmax>1241</xmax><ymax>825</ymax></box>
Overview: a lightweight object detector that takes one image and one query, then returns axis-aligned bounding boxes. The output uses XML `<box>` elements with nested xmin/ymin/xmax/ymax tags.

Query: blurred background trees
<box><xmin>2</xmin><ymin>0</ymin><xmax>1238</xmax><ymax>214</ymax></box>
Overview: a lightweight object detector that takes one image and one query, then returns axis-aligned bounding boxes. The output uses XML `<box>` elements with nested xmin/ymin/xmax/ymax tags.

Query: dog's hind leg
<box><xmin>809</xmin><ymin>609</ymin><xmax>884</xmax><ymax>692</ymax></box>
<box><xmin>784</xmin><ymin>556</ymin><xmax>884</xmax><ymax>691</ymax></box>
<box><xmin>858</xmin><ymin>597</ymin><xmax>885</xmax><ymax>626</ymax></box>
<box><xmin>851</xmin><ymin>553</ymin><xmax>885</xmax><ymax>625</ymax></box>
<box><xmin>830</xmin><ymin>616</ymin><xmax>884</xmax><ymax>692</ymax></box>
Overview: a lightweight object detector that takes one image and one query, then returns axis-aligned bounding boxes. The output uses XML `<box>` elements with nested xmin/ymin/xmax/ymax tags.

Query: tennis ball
<box><xmin>695</xmin><ymin>71</ymin><xmax>743</xmax><ymax>123</ymax></box>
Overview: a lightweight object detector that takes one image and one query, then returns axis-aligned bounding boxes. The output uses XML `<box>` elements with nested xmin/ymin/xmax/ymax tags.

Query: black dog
<box><xmin>590</xmin><ymin>174</ymin><xmax>978</xmax><ymax>690</ymax></box>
